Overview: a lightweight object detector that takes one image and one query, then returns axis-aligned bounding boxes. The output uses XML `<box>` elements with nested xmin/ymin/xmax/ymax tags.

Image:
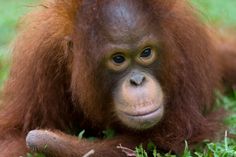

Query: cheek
<box><xmin>113</xmin><ymin>74</ymin><xmax>165</xmax><ymax>130</ymax></box>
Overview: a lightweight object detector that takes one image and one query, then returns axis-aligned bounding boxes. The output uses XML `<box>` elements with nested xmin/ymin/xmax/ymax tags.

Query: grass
<box><xmin>191</xmin><ymin>0</ymin><xmax>236</xmax><ymax>26</ymax></box>
<box><xmin>0</xmin><ymin>0</ymin><xmax>37</xmax><ymax>90</ymax></box>
<box><xmin>0</xmin><ymin>0</ymin><xmax>236</xmax><ymax>157</ymax></box>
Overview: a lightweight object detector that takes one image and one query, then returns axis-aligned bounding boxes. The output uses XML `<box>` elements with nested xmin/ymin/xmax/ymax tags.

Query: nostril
<box><xmin>130</xmin><ymin>79</ymin><xmax>138</xmax><ymax>86</ymax></box>
<box><xmin>130</xmin><ymin>75</ymin><xmax>145</xmax><ymax>86</ymax></box>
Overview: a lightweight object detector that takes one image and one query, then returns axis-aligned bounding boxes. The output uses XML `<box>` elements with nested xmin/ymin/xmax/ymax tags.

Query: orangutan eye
<box><xmin>140</xmin><ymin>48</ymin><xmax>152</xmax><ymax>58</ymax></box>
<box><xmin>137</xmin><ymin>47</ymin><xmax>156</xmax><ymax>65</ymax></box>
<box><xmin>112</xmin><ymin>54</ymin><xmax>126</xmax><ymax>64</ymax></box>
<box><xmin>107</xmin><ymin>53</ymin><xmax>130</xmax><ymax>71</ymax></box>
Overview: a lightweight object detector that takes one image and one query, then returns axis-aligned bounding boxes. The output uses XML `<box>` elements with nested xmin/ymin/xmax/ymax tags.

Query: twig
<box><xmin>117</xmin><ymin>144</ymin><xmax>136</xmax><ymax>157</ymax></box>
<box><xmin>82</xmin><ymin>149</ymin><xmax>95</xmax><ymax>157</ymax></box>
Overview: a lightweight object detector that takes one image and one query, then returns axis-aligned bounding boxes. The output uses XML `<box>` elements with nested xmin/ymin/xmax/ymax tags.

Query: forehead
<box><xmin>97</xmin><ymin>0</ymin><xmax>154</xmax><ymax>43</ymax></box>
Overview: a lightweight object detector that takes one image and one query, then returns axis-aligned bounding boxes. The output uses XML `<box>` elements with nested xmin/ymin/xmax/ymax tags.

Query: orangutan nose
<box><xmin>130</xmin><ymin>71</ymin><xmax>146</xmax><ymax>86</ymax></box>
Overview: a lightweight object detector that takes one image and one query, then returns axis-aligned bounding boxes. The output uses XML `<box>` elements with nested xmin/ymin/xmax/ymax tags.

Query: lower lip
<box><xmin>123</xmin><ymin>106</ymin><xmax>163</xmax><ymax>118</ymax></box>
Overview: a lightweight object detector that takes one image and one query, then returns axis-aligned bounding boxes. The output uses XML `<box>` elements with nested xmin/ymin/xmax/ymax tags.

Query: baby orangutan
<box><xmin>0</xmin><ymin>0</ymin><xmax>236</xmax><ymax>157</ymax></box>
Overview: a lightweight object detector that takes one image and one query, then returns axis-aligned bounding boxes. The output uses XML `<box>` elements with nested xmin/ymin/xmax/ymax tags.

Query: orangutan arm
<box><xmin>26</xmin><ymin>130</ymin><xmax>139</xmax><ymax>157</ymax></box>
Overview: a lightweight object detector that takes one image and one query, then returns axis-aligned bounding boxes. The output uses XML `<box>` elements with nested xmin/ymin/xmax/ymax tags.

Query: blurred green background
<box><xmin>0</xmin><ymin>0</ymin><xmax>38</xmax><ymax>90</ymax></box>
<box><xmin>0</xmin><ymin>0</ymin><xmax>235</xmax><ymax>156</ymax></box>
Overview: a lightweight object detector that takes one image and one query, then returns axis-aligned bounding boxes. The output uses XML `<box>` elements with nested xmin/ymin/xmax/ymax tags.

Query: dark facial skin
<box><xmin>99</xmin><ymin>0</ymin><xmax>158</xmax><ymax>51</ymax></box>
<box><xmin>98</xmin><ymin>0</ymin><xmax>165</xmax><ymax>130</ymax></box>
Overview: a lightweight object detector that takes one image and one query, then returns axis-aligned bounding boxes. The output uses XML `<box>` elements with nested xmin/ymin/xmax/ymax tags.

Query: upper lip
<box><xmin>122</xmin><ymin>106</ymin><xmax>161</xmax><ymax>117</ymax></box>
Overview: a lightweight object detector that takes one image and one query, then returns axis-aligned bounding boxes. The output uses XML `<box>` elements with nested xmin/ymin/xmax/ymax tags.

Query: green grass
<box><xmin>0</xmin><ymin>0</ymin><xmax>236</xmax><ymax>157</ymax></box>
<box><xmin>0</xmin><ymin>0</ymin><xmax>37</xmax><ymax>89</ymax></box>
<box><xmin>191</xmin><ymin>0</ymin><xmax>236</xmax><ymax>26</ymax></box>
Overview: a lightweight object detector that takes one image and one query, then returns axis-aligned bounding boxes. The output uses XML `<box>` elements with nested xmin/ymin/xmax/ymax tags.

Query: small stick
<box><xmin>82</xmin><ymin>149</ymin><xmax>95</xmax><ymax>157</ymax></box>
<box><xmin>117</xmin><ymin>144</ymin><xmax>136</xmax><ymax>157</ymax></box>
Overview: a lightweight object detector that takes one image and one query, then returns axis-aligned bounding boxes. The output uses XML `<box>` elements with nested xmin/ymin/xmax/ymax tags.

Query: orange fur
<box><xmin>0</xmin><ymin>0</ymin><xmax>235</xmax><ymax>156</ymax></box>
